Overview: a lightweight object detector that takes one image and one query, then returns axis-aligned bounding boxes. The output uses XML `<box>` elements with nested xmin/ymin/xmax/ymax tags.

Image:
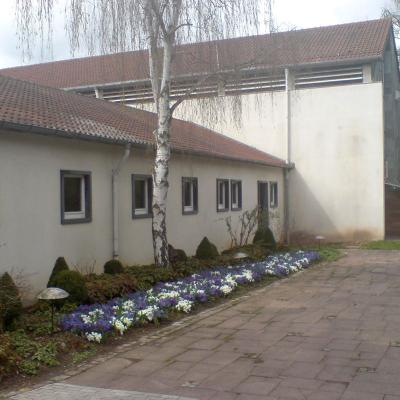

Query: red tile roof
<box><xmin>0</xmin><ymin>19</ymin><xmax>392</xmax><ymax>89</ymax></box>
<box><xmin>0</xmin><ymin>74</ymin><xmax>287</xmax><ymax>168</ymax></box>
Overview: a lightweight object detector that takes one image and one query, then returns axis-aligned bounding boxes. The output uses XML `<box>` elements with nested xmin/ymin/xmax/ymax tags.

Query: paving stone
<box><xmin>10</xmin><ymin>250</ymin><xmax>400</xmax><ymax>400</ymax></box>
<box><xmin>9</xmin><ymin>383</ymin><xmax>195</xmax><ymax>399</ymax></box>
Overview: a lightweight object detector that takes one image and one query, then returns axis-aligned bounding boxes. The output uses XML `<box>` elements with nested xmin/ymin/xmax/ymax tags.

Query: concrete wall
<box><xmin>289</xmin><ymin>83</ymin><xmax>384</xmax><ymax>241</ymax></box>
<box><xmin>0</xmin><ymin>131</ymin><xmax>284</xmax><ymax>299</ymax></box>
<box><xmin>165</xmin><ymin>82</ymin><xmax>385</xmax><ymax>242</ymax></box>
<box><xmin>382</xmin><ymin>33</ymin><xmax>400</xmax><ymax>186</ymax></box>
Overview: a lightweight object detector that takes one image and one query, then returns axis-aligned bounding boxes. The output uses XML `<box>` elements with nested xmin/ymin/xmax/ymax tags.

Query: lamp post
<box><xmin>37</xmin><ymin>288</ymin><xmax>69</xmax><ymax>333</ymax></box>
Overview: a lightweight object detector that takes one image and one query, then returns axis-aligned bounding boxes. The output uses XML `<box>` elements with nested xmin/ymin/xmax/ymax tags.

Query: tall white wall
<box><xmin>0</xmin><ymin>131</ymin><xmax>284</xmax><ymax>299</ymax></box>
<box><xmin>290</xmin><ymin>83</ymin><xmax>384</xmax><ymax>241</ymax></box>
<box><xmin>165</xmin><ymin>82</ymin><xmax>385</xmax><ymax>242</ymax></box>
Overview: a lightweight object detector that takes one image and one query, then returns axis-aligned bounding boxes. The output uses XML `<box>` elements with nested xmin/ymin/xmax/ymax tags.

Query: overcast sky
<box><xmin>0</xmin><ymin>0</ymin><xmax>392</xmax><ymax>69</ymax></box>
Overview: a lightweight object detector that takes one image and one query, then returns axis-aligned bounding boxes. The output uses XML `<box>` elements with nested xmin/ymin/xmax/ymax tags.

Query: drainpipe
<box><xmin>112</xmin><ymin>144</ymin><xmax>131</xmax><ymax>259</ymax></box>
<box><xmin>284</xmin><ymin>68</ymin><xmax>294</xmax><ymax>244</ymax></box>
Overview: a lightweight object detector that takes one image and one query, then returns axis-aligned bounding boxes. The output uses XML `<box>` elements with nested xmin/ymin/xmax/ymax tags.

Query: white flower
<box><xmin>86</xmin><ymin>332</ymin><xmax>102</xmax><ymax>343</ymax></box>
<box><xmin>242</xmin><ymin>270</ymin><xmax>254</xmax><ymax>282</ymax></box>
<box><xmin>175</xmin><ymin>300</ymin><xmax>193</xmax><ymax>313</ymax></box>
<box><xmin>220</xmin><ymin>285</ymin><xmax>233</xmax><ymax>295</ymax></box>
<box><xmin>137</xmin><ymin>306</ymin><xmax>159</xmax><ymax>321</ymax></box>
<box><xmin>113</xmin><ymin>319</ymin><xmax>127</xmax><ymax>335</ymax></box>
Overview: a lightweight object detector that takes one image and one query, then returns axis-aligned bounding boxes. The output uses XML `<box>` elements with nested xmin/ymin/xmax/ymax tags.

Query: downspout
<box><xmin>284</xmin><ymin>68</ymin><xmax>293</xmax><ymax>244</ymax></box>
<box><xmin>112</xmin><ymin>144</ymin><xmax>131</xmax><ymax>259</ymax></box>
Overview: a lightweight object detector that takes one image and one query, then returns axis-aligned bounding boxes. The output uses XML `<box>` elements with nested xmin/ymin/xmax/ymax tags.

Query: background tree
<box><xmin>383</xmin><ymin>0</ymin><xmax>400</xmax><ymax>39</ymax></box>
<box><xmin>15</xmin><ymin>0</ymin><xmax>273</xmax><ymax>267</ymax></box>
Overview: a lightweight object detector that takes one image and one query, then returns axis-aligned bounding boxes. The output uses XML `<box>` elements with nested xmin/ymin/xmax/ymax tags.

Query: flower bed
<box><xmin>60</xmin><ymin>251</ymin><xmax>319</xmax><ymax>342</ymax></box>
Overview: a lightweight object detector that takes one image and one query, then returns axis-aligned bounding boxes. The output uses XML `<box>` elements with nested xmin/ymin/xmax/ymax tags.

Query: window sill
<box><xmin>217</xmin><ymin>208</ymin><xmax>229</xmax><ymax>213</ymax></box>
<box><xmin>182</xmin><ymin>209</ymin><xmax>198</xmax><ymax>216</ymax></box>
<box><xmin>231</xmin><ymin>207</ymin><xmax>242</xmax><ymax>212</ymax></box>
<box><xmin>61</xmin><ymin>216</ymin><xmax>92</xmax><ymax>225</ymax></box>
<box><xmin>132</xmin><ymin>212</ymin><xmax>152</xmax><ymax>219</ymax></box>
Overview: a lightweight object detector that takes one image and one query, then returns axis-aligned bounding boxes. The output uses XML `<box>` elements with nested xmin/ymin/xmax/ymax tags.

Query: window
<box><xmin>270</xmin><ymin>182</ymin><xmax>278</xmax><ymax>208</ymax></box>
<box><xmin>60</xmin><ymin>170</ymin><xmax>91</xmax><ymax>224</ymax></box>
<box><xmin>217</xmin><ymin>179</ymin><xmax>229</xmax><ymax>212</ymax></box>
<box><xmin>182</xmin><ymin>177</ymin><xmax>198</xmax><ymax>215</ymax></box>
<box><xmin>230</xmin><ymin>180</ymin><xmax>242</xmax><ymax>211</ymax></box>
<box><xmin>132</xmin><ymin>175</ymin><xmax>152</xmax><ymax>218</ymax></box>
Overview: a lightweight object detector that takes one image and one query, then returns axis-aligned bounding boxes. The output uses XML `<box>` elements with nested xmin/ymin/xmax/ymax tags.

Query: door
<box><xmin>257</xmin><ymin>181</ymin><xmax>269</xmax><ymax>230</ymax></box>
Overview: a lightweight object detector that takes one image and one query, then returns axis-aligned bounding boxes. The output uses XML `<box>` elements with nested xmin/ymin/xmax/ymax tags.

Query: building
<box><xmin>3</xmin><ymin>18</ymin><xmax>398</xmax><ymax>242</ymax></box>
<box><xmin>0</xmin><ymin>75</ymin><xmax>286</xmax><ymax>298</ymax></box>
<box><xmin>1</xmin><ymin>18</ymin><xmax>400</xmax><ymax>296</ymax></box>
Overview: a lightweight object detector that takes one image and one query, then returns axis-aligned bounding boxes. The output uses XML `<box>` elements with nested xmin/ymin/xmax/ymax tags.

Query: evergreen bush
<box><xmin>0</xmin><ymin>273</ymin><xmax>22</xmax><ymax>332</ymax></box>
<box><xmin>47</xmin><ymin>257</ymin><xmax>69</xmax><ymax>287</ymax></box>
<box><xmin>195</xmin><ymin>237</ymin><xmax>219</xmax><ymax>259</ymax></box>
<box><xmin>51</xmin><ymin>270</ymin><xmax>88</xmax><ymax>304</ymax></box>
<box><xmin>103</xmin><ymin>259</ymin><xmax>124</xmax><ymax>275</ymax></box>
<box><xmin>253</xmin><ymin>227</ymin><xmax>276</xmax><ymax>249</ymax></box>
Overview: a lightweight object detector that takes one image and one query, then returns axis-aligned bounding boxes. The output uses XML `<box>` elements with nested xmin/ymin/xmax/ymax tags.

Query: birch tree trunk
<box><xmin>151</xmin><ymin>31</ymin><xmax>174</xmax><ymax>267</ymax></box>
<box><xmin>152</xmin><ymin>99</ymin><xmax>171</xmax><ymax>267</ymax></box>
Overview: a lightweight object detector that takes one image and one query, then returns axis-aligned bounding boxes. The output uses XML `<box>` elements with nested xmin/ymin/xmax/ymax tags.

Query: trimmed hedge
<box><xmin>253</xmin><ymin>227</ymin><xmax>276</xmax><ymax>250</ymax></box>
<box><xmin>85</xmin><ymin>273</ymin><xmax>138</xmax><ymax>303</ymax></box>
<box><xmin>51</xmin><ymin>270</ymin><xmax>88</xmax><ymax>304</ymax></box>
<box><xmin>48</xmin><ymin>257</ymin><xmax>69</xmax><ymax>287</ymax></box>
<box><xmin>104</xmin><ymin>259</ymin><xmax>124</xmax><ymax>275</ymax></box>
<box><xmin>0</xmin><ymin>273</ymin><xmax>22</xmax><ymax>332</ymax></box>
<box><xmin>195</xmin><ymin>237</ymin><xmax>219</xmax><ymax>259</ymax></box>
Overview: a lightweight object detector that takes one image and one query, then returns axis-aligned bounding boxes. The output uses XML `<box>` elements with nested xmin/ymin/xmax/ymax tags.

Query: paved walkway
<box><xmin>10</xmin><ymin>250</ymin><xmax>400</xmax><ymax>399</ymax></box>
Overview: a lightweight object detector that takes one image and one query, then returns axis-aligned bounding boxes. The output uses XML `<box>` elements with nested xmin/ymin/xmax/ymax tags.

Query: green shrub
<box><xmin>0</xmin><ymin>273</ymin><xmax>22</xmax><ymax>332</ymax></box>
<box><xmin>195</xmin><ymin>237</ymin><xmax>219</xmax><ymax>260</ymax></box>
<box><xmin>0</xmin><ymin>334</ymin><xmax>19</xmax><ymax>380</ymax></box>
<box><xmin>253</xmin><ymin>227</ymin><xmax>276</xmax><ymax>249</ymax></box>
<box><xmin>103</xmin><ymin>259</ymin><xmax>124</xmax><ymax>275</ymax></box>
<box><xmin>85</xmin><ymin>273</ymin><xmax>138</xmax><ymax>303</ymax></box>
<box><xmin>51</xmin><ymin>270</ymin><xmax>88</xmax><ymax>304</ymax></box>
<box><xmin>48</xmin><ymin>257</ymin><xmax>69</xmax><ymax>287</ymax></box>
<box><xmin>168</xmin><ymin>244</ymin><xmax>188</xmax><ymax>264</ymax></box>
<box><xmin>126</xmin><ymin>265</ymin><xmax>177</xmax><ymax>290</ymax></box>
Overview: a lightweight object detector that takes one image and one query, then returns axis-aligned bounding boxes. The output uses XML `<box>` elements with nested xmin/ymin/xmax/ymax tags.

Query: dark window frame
<box><xmin>60</xmin><ymin>170</ymin><xmax>92</xmax><ymax>225</ymax></box>
<box><xmin>132</xmin><ymin>174</ymin><xmax>153</xmax><ymax>219</ymax></box>
<box><xmin>230</xmin><ymin>180</ymin><xmax>242</xmax><ymax>211</ymax></box>
<box><xmin>269</xmin><ymin>181</ymin><xmax>278</xmax><ymax>208</ymax></box>
<box><xmin>216</xmin><ymin>179</ymin><xmax>230</xmax><ymax>212</ymax></box>
<box><xmin>181</xmin><ymin>177</ymin><xmax>198</xmax><ymax>215</ymax></box>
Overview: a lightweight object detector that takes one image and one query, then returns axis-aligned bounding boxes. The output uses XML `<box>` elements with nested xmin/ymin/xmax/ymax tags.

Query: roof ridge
<box><xmin>1</xmin><ymin>18</ymin><xmax>391</xmax><ymax>71</ymax></box>
<box><xmin>0</xmin><ymin>73</ymin><xmax>286</xmax><ymax>167</ymax></box>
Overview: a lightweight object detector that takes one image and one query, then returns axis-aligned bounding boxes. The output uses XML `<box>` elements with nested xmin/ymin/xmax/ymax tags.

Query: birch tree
<box><xmin>15</xmin><ymin>0</ymin><xmax>272</xmax><ymax>267</ymax></box>
<box><xmin>383</xmin><ymin>0</ymin><xmax>400</xmax><ymax>39</ymax></box>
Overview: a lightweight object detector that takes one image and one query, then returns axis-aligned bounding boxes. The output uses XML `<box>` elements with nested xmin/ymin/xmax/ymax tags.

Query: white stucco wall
<box><xmin>289</xmin><ymin>83</ymin><xmax>384</xmax><ymax>241</ymax></box>
<box><xmin>161</xmin><ymin>82</ymin><xmax>385</xmax><ymax>242</ymax></box>
<box><xmin>0</xmin><ymin>131</ymin><xmax>284</xmax><ymax>299</ymax></box>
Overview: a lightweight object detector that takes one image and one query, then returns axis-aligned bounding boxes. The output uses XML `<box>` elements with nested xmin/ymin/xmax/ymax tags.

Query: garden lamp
<box><xmin>37</xmin><ymin>288</ymin><xmax>69</xmax><ymax>333</ymax></box>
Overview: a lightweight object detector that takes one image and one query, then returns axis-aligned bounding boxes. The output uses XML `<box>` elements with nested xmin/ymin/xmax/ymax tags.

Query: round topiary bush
<box><xmin>51</xmin><ymin>270</ymin><xmax>88</xmax><ymax>304</ymax></box>
<box><xmin>47</xmin><ymin>257</ymin><xmax>69</xmax><ymax>287</ymax></box>
<box><xmin>0</xmin><ymin>272</ymin><xmax>22</xmax><ymax>332</ymax></box>
<box><xmin>253</xmin><ymin>227</ymin><xmax>276</xmax><ymax>249</ymax></box>
<box><xmin>103</xmin><ymin>259</ymin><xmax>124</xmax><ymax>275</ymax></box>
<box><xmin>168</xmin><ymin>244</ymin><xmax>188</xmax><ymax>264</ymax></box>
<box><xmin>195</xmin><ymin>237</ymin><xmax>219</xmax><ymax>260</ymax></box>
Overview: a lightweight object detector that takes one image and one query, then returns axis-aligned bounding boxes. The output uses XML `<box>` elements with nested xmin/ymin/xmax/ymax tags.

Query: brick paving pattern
<box><xmin>9</xmin><ymin>383</ymin><xmax>195</xmax><ymax>399</ymax></box>
<box><xmin>10</xmin><ymin>250</ymin><xmax>400</xmax><ymax>399</ymax></box>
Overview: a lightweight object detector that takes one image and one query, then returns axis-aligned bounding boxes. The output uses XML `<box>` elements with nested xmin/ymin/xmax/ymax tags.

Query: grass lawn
<box><xmin>361</xmin><ymin>240</ymin><xmax>400</xmax><ymax>250</ymax></box>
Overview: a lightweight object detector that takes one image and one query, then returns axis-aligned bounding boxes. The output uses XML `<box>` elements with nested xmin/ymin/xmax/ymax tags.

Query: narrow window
<box><xmin>132</xmin><ymin>174</ymin><xmax>152</xmax><ymax>218</ymax></box>
<box><xmin>231</xmin><ymin>180</ymin><xmax>242</xmax><ymax>211</ymax></box>
<box><xmin>60</xmin><ymin>170</ymin><xmax>91</xmax><ymax>224</ymax></box>
<box><xmin>270</xmin><ymin>182</ymin><xmax>278</xmax><ymax>208</ymax></box>
<box><xmin>217</xmin><ymin>179</ymin><xmax>229</xmax><ymax>212</ymax></box>
<box><xmin>182</xmin><ymin>177</ymin><xmax>198</xmax><ymax>215</ymax></box>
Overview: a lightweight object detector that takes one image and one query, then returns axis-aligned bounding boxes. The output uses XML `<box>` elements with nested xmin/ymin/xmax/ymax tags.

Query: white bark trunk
<box><xmin>151</xmin><ymin>31</ymin><xmax>174</xmax><ymax>267</ymax></box>
<box><xmin>152</xmin><ymin>98</ymin><xmax>171</xmax><ymax>267</ymax></box>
